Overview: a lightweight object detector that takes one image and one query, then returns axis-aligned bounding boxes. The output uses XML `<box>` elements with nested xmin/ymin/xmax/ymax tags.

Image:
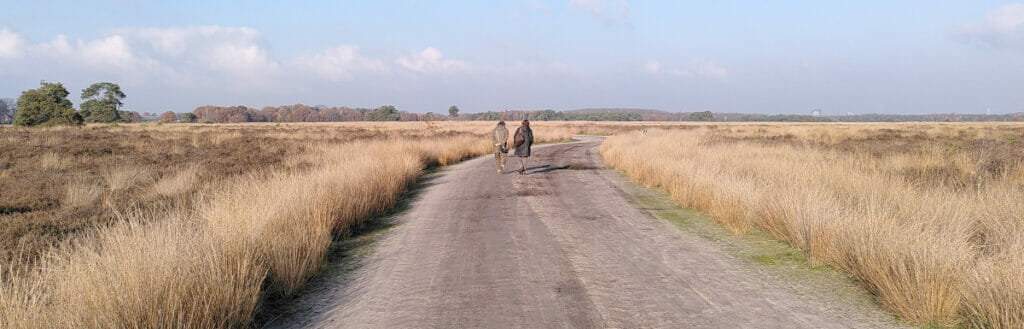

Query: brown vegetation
<box><xmin>0</xmin><ymin>124</ymin><xmax>339</xmax><ymax>269</ymax></box>
<box><xmin>159</xmin><ymin>111</ymin><xmax>177</xmax><ymax>123</ymax></box>
<box><xmin>0</xmin><ymin>121</ymin><xmax>572</xmax><ymax>328</ymax></box>
<box><xmin>601</xmin><ymin>123</ymin><xmax>1024</xmax><ymax>328</ymax></box>
<box><xmin>12</xmin><ymin>120</ymin><xmax>1016</xmax><ymax>327</ymax></box>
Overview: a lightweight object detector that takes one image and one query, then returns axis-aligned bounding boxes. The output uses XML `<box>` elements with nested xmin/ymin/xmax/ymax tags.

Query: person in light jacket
<box><xmin>512</xmin><ymin>120</ymin><xmax>533</xmax><ymax>175</ymax></box>
<box><xmin>492</xmin><ymin>121</ymin><xmax>509</xmax><ymax>174</ymax></box>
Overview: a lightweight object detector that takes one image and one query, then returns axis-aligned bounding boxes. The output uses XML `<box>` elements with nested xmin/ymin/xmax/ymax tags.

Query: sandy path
<box><xmin>270</xmin><ymin>136</ymin><xmax>901</xmax><ymax>329</ymax></box>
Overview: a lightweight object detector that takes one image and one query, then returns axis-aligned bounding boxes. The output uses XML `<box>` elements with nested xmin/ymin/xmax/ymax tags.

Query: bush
<box><xmin>14</xmin><ymin>82</ymin><xmax>81</xmax><ymax>127</ymax></box>
<box><xmin>364</xmin><ymin>105</ymin><xmax>400</xmax><ymax>121</ymax></box>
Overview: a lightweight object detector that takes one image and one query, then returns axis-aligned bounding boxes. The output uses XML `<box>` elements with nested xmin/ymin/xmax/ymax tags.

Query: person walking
<box><xmin>492</xmin><ymin>121</ymin><xmax>509</xmax><ymax>174</ymax></box>
<box><xmin>512</xmin><ymin>119</ymin><xmax>534</xmax><ymax>175</ymax></box>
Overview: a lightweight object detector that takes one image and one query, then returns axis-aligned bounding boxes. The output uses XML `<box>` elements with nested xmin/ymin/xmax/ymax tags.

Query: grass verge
<box><xmin>618</xmin><ymin>174</ymin><xmax>894</xmax><ymax>320</ymax></box>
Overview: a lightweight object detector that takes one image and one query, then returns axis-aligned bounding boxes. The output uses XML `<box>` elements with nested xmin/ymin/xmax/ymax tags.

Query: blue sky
<box><xmin>1</xmin><ymin>1</ymin><xmax>1023</xmax><ymax>114</ymax></box>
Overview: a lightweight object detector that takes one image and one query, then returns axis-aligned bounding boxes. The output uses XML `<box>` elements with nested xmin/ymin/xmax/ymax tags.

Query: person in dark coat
<box><xmin>512</xmin><ymin>120</ymin><xmax>534</xmax><ymax>175</ymax></box>
<box><xmin>492</xmin><ymin>121</ymin><xmax>509</xmax><ymax>174</ymax></box>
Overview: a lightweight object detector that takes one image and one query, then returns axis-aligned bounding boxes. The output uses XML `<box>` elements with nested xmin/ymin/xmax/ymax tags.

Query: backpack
<box><xmin>514</xmin><ymin>128</ymin><xmax>525</xmax><ymax>147</ymax></box>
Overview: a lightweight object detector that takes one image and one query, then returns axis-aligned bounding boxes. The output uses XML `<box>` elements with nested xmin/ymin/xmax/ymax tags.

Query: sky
<box><xmin>1</xmin><ymin>1</ymin><xmax>1023</xmax><ymax>115</ymax></box>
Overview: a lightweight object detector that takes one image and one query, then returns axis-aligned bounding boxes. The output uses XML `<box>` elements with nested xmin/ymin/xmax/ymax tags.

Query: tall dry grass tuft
<box><xmin>149</xmin><ymin>165</ymin><xmax>201</xmax><ymax>198</ymax></box>
<box><xmin>101</xmin><ymin>166</ymin><xmax>153</xmax><ymax>192</ymax></box>
<box><xmin>601</xmin><ymin>124</ymin><xmax>1024</xmax><ymax>328</ymax></box>
<box><xmin>63</xmin><ymin>177</ymin><xmax>103</xmax><ymax>208</ymax></box>
<box><xmin>1</xmin><ymin>217</ymin><xmax>265</xmax><ymax>328</ymax></box>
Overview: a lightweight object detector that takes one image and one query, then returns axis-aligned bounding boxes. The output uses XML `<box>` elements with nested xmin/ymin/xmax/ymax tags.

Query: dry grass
<box><xmin>149</xmin><ymin>165</ymin><xmax>201</xmax><ymax>198</ymax></box>
<box><xmin>0</xmin><ymin>120</ymin><xmax>572</xmax><ymax>328</ymax></box>
<box><xmin>601</xmin><ymin>123</ymin><xmax>1024</xmax><ymax>328</ymax></box>
<box><xmin>62</xmin><ymin>177</ymin><xmax>103</xmax><ymax>209</ymax></box>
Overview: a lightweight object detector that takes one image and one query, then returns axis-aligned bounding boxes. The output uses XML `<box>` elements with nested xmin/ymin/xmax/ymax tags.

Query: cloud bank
<box><xmin>958</xmin><ymin>3</ymin><xmax>1024</xmax><ymax>49</ymax></box>
<box><xmin>0</xmin><ymin>25</ymin><xmax>592</xmax><ymax>111</ymax></box>
<box><xmin>0</xmin><ymin>28</ymin><xmax>24</xmax><ymax>59</ymax></box>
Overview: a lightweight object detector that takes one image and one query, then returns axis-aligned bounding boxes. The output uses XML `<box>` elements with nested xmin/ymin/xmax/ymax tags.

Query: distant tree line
<box><xmin>714</xmin><ymin>112</ymin><xmax>1024</xmax><ymax>122</ymax></box>
<box><xmin>185</xmin><ymin>104</ymin><xmax>462</xmax><ymax>123</ymax></box>
<box><xmin>5</xmin><ymin>81</ymin><xmax>141</xmax><ymax>127</ymax></box>
<box><xmin>161</xmin><ymin>106</ymin><xmax>1024</xmax><ymax>123</ymax></box>
<box><xmin>8</xmin><ymin>88</ymin><xmax>1021</xmax><ymax>125</ymax></box>
<box><xmin>466</xmin><ymin>109</ymin><xmax>685</xmax><ymax>121</ymax></box>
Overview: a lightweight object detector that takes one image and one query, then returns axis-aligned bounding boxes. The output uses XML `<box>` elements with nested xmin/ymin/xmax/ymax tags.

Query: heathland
<box><xmin>602</xmin><ymin>123</ymin><xmax>1024</xmax><ymax>328</ymax></box>
<box><xmin>1</xmin><ymin>121</ymin><xmax>1022</xmax><ymax>328</ymax></box>
<box><xmin>0</xmin><ymin>121</ymin><xmax>578</xmax><ymax>328</ymax></box>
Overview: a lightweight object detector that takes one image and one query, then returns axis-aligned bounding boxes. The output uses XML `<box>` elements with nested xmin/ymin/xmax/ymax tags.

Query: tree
<box><xmin>0</xmin><ymin>98</ymin><xmax>15</xmax><ymax>124</ymax></box>
<box><xmin>121</xmin><ymin>111</ymin><xmax>142</xmax><ymax>123</ymax></box>
<box><xmin>449</xmin><ymin>105</ymin><xmax>459</xmax><ymax>120</ymax></box>
<box><xmin>532</xmin><ymin>109</ymin><xmax>563</xmax><ymax>121</ymax></box>
<box><xmin>688</xmin><ymin>111</ymin><xmax>714</xmax><ymax>122</ymax></box>
<box><xmin>180</xmin><ymin>112</ymin><xmax>197</xmax><ymax>123</ymax></box>
<box><xmin>160</xmin><ymin>111</ymin><xmax>177</xmax><ymax>123</ymax></box>
<box><xmin>399</xmin><ymin>111</ymin><xmax>419</xmax><ymax>121</ymax></box>
<box><xmin>80</xmin><ymin>82</ymin><xmax>126</xmax><ymax>123</ymax></box>
<box><xmin>14</xmin><ymin>81</ymin><xmax>81</xmax><ymax>126</ymax></box>
<box><xmin>364</xmin><ymin>105</ymin><xmax>401</xmax><ymax>121</ymax></box>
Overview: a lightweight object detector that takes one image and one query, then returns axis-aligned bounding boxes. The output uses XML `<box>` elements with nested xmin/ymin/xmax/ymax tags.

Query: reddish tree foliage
<box><xmin>190</xmin><ymin>104</ymin><xmax>372</xmax><ymax>123</ymax></box>
<box><xmin>160</xmin><ymin>111</ymin><xmax>177</xmax><ymax>123</ymax></box>
<box><xmin>122</xmin><ymin>111</ymin><xmax>143</xmax><ymax>123</ymax></box>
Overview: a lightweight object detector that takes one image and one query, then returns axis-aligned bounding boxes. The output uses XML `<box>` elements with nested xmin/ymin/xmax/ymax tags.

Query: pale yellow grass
<box><xmin>101</xmin><ymin>166</ymin><xmax>153</xmax><ymax>192</ymax></box>
<box><xmin>35</xmin><ymin>152</ymin><xmax>69</xmax><ymax>171</ymax></box>
<box><xmin>600</xmin><ymin>124</ymin><xmax>1024</xmax><ymax>328</ymax></box>
<box><xmin>149</xmin><ymin>165</ymin><xmax>201</xmax><ymax>198</ymax></box>
<box><xmin>63</xmin><ymin>177</ymin><xmax>103</xmax><ymax>208</ymax></box>
<box><xmin>0</xmin><ymin>132</ymin><xmax>491</xmax><ymax>329</ymax></box>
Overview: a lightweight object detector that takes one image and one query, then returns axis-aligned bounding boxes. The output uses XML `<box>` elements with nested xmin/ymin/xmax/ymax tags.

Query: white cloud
<box><xmin>32</xmin><ymin>27</ymin><xmax>271</xmax><ymax>75</ymax></box>
<box><xmin>643</xmin><ymin>59</ymin><xmax>728</xmax><ymax>79</ymax></box>
<box><xmin>80</xmin><ymin>36</ymin><xmax>135</xmax><ymax>68</ymax></box>
<box><xmin>7</xmin><ymin>26</ymin><xmax>485</xmax><ymax>92</ymax></box>
<box><xmin>119</xmin><ymin>26</ymin><xmax>262</xmax><ymax>58</ymax></box>
<box><xmin>38</xmin><ymin>34</ymin><xmax>73</xmax><ymax>55</ymax></box>
<box><xmin>207</xmin><ymin>43</ymin><xmax>279</xmax><ymax>75</ymax></box>
<box><xmin>1</xmin><ymin>25</ymin><xmax>593</xmax><ymax>111</ymax></box>
<box><xmin>687</xmin><ymin>61</ymin><xmax>728</xmax><ymax>79</ymax></box>
<box><xmin>396</xmin><ymin>47</ymin><xmax>471</xmax><ymax>72</ymax></box>
<box><xmin>0</xmin><ymin>28</ymin><xmax>24</xmax><ymax>59</ymax></box>
<box><xmin>34</xmin><ymin>34</ymin><xmax>138</xmax><ymax>70</ymax></box>
<box><xmin>290</xmin><ymin>45</ymin><xmax>389</xmax><ymax>80</ymax></box>
<box><xmin>117</xmin><ymin>26</ymin><xmax>279</xmax><ymax>75</ymax></box>
<box><xmin>643</xmin><ymin>60</ymin><xmax>661</xmax><ymax>74</ymax></box>
<box><xmin>958</xmin><ymin>3</ymin><xmax>1024</xmax><ymax>49</ymax></box>
<box><xmin>568</xmin><ymin>0</ymin><xmax>632</xmax><ymax>26</ymax></box>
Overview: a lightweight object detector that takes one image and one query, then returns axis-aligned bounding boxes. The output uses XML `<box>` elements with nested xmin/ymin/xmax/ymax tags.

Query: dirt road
<box><xmin>270</xmin><ymin>136</ymin><xmax>901</xmax><ymax>329</ymax></box>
